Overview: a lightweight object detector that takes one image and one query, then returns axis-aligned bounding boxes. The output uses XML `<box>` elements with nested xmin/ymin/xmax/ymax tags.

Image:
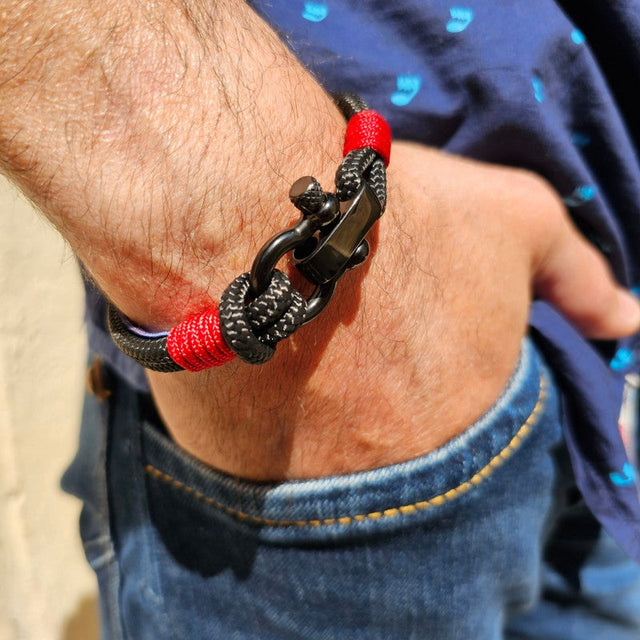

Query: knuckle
<box><xmin>509</xmin><ymin>168</ymin><xmax>564</xmax><ymax>212</ymax></box>
<box><xmin>581</xmin><ymin>281</ymin><xmax>619</xmax><ymax>327</ymax></box>
<box><xmin>504</xmin><ymin>168</ymin><xmax>569</xmax><ymax>243</ymax></box>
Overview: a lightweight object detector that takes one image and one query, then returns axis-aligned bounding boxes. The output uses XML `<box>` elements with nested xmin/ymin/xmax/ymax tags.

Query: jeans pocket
<box><xmin>110</xmin><ymin>336</ymin><xmax>568</xmax><ymax>639</ymax></box>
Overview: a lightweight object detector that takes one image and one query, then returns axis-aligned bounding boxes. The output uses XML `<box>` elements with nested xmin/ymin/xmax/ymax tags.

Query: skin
<box><xmin>1</xmin><ymin>0</ymin><xmax>639</xmax><ymax>480</ymax></box>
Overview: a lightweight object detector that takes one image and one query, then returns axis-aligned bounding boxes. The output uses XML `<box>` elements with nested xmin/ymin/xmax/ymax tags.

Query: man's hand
<box><xmin>1</xmin><ymin>1</ymin><xmax>638</xmax><ymax>481</ymax></box>
<box><xmin>148</xmin><ymin>141</ymin><xmax>640</xmax><ymax>480</ymax></box>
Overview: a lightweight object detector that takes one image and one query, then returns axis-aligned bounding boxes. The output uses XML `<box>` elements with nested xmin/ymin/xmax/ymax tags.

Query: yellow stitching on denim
<box><xmin>145</xmin><ymin>374</ymin><xmax>547</xmax><ymax>530</ymax></box>
<box><xmin>399</xmin><ymin>505</ymin><xmax>417</xmax><ymax>515</ymax></box>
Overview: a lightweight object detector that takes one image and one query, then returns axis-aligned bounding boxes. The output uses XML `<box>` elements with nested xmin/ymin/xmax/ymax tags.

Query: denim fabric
<box><xmin>64</xmin><ymin>337</ymin><xmax>640</xmax><ymax>639</ymax></box>
<box><xmin>61</xmin><ymin>366</ymin><xmax>123</xmax><ymax>640</ymax></box>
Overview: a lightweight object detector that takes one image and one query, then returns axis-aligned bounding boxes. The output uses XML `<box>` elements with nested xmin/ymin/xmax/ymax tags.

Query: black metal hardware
<box><xmin>249</xmin><ymin>179</ymin><xmax>382</xmax><ymax>325</ymax></box>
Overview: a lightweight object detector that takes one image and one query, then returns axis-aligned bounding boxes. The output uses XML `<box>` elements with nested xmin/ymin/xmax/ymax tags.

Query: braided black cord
<box><xmin>336</xmin><ymin>149</ymin><xmax>387</xmax><ymax>208</ymax></box>
<box><xmin>333</xmin><ymin>93</ymin><xmax>369</xmax><ymax>119</ymax></box>
<box><xmin>107</xmin><ymin>304</ymin><xmax>183</xmax><ymax>372</ymax></box>
<box><xmin>333</xmin><ymin>95</ymin><xmax>387</xmax><ymax>209</ymax></box>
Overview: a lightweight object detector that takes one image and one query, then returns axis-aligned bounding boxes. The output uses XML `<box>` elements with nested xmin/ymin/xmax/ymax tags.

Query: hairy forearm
<box><xmin>0</xmin><ymin>0</ymin><xmax>344</xmax><ymax>327</ymax></box>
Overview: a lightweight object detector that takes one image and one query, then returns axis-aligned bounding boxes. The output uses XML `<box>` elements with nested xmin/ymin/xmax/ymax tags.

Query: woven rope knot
<box><xmin>219</xmin><ymin>270</ymin><xmax>307</xmax><ymax>364</ymax></box>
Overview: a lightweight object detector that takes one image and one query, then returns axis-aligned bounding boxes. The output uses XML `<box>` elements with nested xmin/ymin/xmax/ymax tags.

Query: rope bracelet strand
<box><xmin>107</xmin><ymin>95</ymin><xmax>391</xmax><ymax>372</ymax></box>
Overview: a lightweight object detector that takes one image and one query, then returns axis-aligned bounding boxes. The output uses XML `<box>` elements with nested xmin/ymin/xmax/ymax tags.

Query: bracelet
<box><xmin>107</xmin><ymin>94</ymin><xmax>391</xmax><ymax>372</ymax></box>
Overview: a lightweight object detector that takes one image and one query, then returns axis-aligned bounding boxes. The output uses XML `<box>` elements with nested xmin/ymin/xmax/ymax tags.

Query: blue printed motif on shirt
<box><xmin>610</xmin><ymin>463</ymin><xmax>637</xmax><ymax>487</ymax></box>
<box><xmin>391</xmin><ymin>75</ymin><xmax>422</xmax><ymax>107</ymax></box>
<box><xmin>563</xmin><ymin>184</ymin><xmax>598</xmax><ymax>207</ymax></box>
<box><xmin>571</xmin><ymin>28</ymin><xmax>586</xmax><ymax>45</ymax></box>
<box><xmin>302</xmin><ymin>2</ymin><xmax>328</xmax><ymax>22</ymax></box>
<box><xmin>531</xmin><ymin>77</ymin><xmax>545</xmax><ymax>103</ymax></box>
<box><xmin>611</xmin><ymin>348</ymin><xmax>635</xmax><ymax>371</ymax></box>
<box><xmin>446</xmin><ymin>7</ymin><xmax>474</xmax><ymax>33</ymax></box>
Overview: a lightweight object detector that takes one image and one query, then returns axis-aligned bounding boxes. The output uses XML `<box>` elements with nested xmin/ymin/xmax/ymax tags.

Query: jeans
<box><xmin>62</xmin><ymin>337</ymin><xmax>640</xmax><ymax>639</ymax></box>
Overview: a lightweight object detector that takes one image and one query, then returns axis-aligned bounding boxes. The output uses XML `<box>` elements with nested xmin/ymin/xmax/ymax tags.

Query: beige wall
<box><xmin>0</xmin><ymin>176</ymin><xmax>99</xmax><ymax>639</ymax></box>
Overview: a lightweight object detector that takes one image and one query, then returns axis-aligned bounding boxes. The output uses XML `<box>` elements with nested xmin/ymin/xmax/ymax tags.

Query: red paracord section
<box><xmin>343</xmin><ymin>110</ymin><xmax>392</xmax><ymax>167</ymax></box>
<box><xmin>167</xmin><ymin>309</ymin><xmax>236</xmax><ymax>371</ymax></box>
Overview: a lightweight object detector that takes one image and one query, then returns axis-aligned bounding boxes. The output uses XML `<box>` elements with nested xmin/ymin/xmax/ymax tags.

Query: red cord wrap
<box><xmin>167</xmin><ymin>308</ymin><xmax>236</xmax><ymax>371</ymax></box>
<box><xmin>343</xmin><ymin>110</ymin><xmax>392</xmax><ymax>167</ymax></box>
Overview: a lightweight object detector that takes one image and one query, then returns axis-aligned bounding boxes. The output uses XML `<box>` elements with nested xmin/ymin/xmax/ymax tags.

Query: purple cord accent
<box><xmin>120</xmin><ymin>311</ymin><xmax>169</xmax><ymax>339</ymax></box>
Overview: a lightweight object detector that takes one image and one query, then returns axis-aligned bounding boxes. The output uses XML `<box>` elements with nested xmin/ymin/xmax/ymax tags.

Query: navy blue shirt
<box><xmin>86</xmin><ymin>1</ymin><xmax>640</xmax><ymax>560</ymax></box>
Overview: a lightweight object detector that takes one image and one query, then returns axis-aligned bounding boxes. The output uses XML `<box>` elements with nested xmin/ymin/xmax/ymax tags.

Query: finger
<box><xmin>532</xmin><ymin>215</ymin><xmax>640</xmax><ymax>339</ymax></box>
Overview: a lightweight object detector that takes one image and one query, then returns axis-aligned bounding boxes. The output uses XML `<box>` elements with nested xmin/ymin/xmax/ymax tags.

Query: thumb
<box><xmin>533</xmin><ymin>215</ymin><xmax>640</xmax><ymax>339</ymax></box>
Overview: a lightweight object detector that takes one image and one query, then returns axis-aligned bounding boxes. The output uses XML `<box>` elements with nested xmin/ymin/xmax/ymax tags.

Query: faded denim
<box><xmin>62</xmin><ymin>338</ymin><xmax>640</xmax><ymax>639</ymax></box>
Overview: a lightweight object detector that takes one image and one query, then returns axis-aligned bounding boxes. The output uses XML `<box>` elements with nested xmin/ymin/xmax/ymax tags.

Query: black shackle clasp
<box><xmin>249</xmin><ymin>175</ymin><xmax>382</xmax><ymax>325</ymax></box>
